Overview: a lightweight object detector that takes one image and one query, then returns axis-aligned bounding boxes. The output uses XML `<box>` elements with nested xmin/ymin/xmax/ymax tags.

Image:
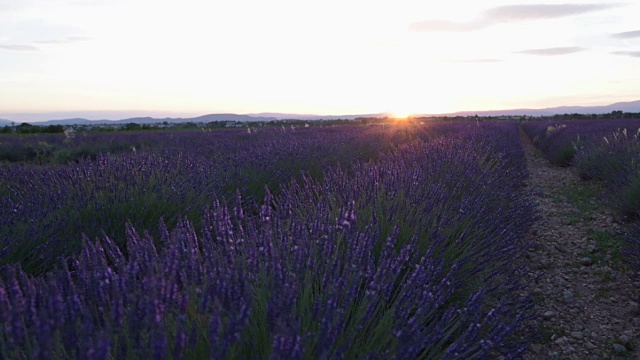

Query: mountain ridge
<box><xmin>420</xmin><ymin>100</ymin><xmax>640</xmax><ymax>117</ymax></box>
<box><xmin>1</xmin><ymin>100</ymin><xmax>639</xmax><ymax>126</ymax></box>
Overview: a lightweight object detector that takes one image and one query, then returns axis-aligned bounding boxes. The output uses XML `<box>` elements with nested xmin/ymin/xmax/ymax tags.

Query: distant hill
<box><xmin>247</xmin><ymin>112</ymin><xmax>387</xmax><ymax>120</ymax></box>
<box><xmin>33</xmin><ymin>114</ymin><xmax>280</xmax><ymax>126</ymax></box>
<box><xmin>40</xmin><ymin>118</ymin><xmax>112</xmax><ymax>126</ymax></box>
<box><xmin>421</xmin><ymin>100</ymin><xmax>640</xmax><ymax>117</ymax></box>
<box><xmin>2</xmin><ymin>100</ymin><xmax>640</xmax><ymax>126</ymax></box>
<box><xmin>25</xmin><ymin>113</ymin><xmax>378</xmax><ymax>126</ymax></box>
<box><xmin>189</xmin><ymin>114</ymin><xmax>278</xmax><ymax>122</ymax></box>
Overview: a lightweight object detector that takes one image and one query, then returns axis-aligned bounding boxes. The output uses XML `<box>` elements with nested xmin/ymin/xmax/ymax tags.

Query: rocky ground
<box><xmin>519</xmin><ymin>130</ymin><xmax>640</xmax><ymax>359</ymax></box>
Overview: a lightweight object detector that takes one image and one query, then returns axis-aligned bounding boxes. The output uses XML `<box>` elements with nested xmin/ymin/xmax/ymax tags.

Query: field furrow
<box><xmin>520</xmin><ymin>128</ymin><xmax>640</xmax><ymax>359</ymax></box>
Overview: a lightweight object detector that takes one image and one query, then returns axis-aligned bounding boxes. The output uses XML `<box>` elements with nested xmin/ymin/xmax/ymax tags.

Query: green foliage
<box><xmin>614</xmin><ymin>174</ymin><xmax>640</xmax><ymax>219</ymax></box>
<box><xmin>123</xmin><ymin>122</ymin><xmax>142</xmax><ymax>131</ymax></box>
<box><xmin>0</xmin><ymin>145</ymin><xmax>36</xmax><ymax>163</ymax></box>
<box><xmin>561</xmin><ymin>185</ymin><xmax>600</xmax><ymax>214</ymax></box>
<box><xmin>0</xmin><ymin>134</ymin><xmax>150</xmax><ymax>164</ymax></box>
<box><xmin>576</xmin><ymin>146</ymin><xmax>627</xmax><ymax>181</ymax></box>
<box><xmin>551</xmin><ymin>143</ymin><xmax>576</xmax><ymax>167</ymax></box>
<box><xmin>591</xmin><ymin>230</ymin><xmax>625</xmax><ymax>261</ymax></box>
<box><xmin>572</xmin><ymin>227</ymin><xmax>633</xmax><ymax>280</ymax></box>
<box><xmin>14</xmin><ymin>123</ymin><xmax>65</xmax><ymax>134</ymax></box>
<box><xmin>594</xmin><ymin>288</ymin><xmax>612</xmax><ymax>299</ymax></box>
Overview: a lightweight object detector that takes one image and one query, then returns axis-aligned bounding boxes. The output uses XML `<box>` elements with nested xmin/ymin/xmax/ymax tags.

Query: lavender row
<box><xmin>573</xmin><ymin>128</ymin><xmax>640</xmax><ymax>277</ymax></box>
<box><xmin>0</xmin><ymin>124</ymin><xmax>427</xmax><ymax>166</ymax></box>
<box><xmin>523</xmin><ymin>119</ymin><xmax>640</xmax><ymax>280</ymax></box>
<box><xmin>2</xmin><ymin>125</ymin><xmax>438</xmax><ymax>274</ymax></box>
<box><xmin>574</xmin><ymin>129</ymin><xmax>638</xmax><ymax>181</ymax></box>
<box><xmin>1</xmin><ymin>122</ymin><xmax>535</xmax><ymax>358</ymax></box>
<box><xmin>0</xmin><ymin>131</ymin><xmax>157</xmax><ymax>164</ymax></box>
<box><xmin>521</xmin><ymin>119</ymin><xmax>640</xmax><ymax>167</ymax></box>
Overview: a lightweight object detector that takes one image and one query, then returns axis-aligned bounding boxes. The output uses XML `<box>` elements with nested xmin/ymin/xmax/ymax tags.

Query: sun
<box><xmin>391</xmin><ymin>111</ymin><xmax>412</xmax><ymax>120</ymax></box>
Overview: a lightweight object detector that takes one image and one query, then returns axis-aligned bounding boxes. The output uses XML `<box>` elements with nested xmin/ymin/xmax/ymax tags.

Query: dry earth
<box><xmin>519</xmin><ymin>129</ymin><xmax>640</xmax><ymax>359</ymax></box>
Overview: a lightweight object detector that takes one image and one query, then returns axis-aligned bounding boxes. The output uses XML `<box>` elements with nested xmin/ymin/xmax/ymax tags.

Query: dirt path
<box><xmin>519</xmin><ymin>129</ymin><xmax>640</xmax><ymax>360</ymax></box>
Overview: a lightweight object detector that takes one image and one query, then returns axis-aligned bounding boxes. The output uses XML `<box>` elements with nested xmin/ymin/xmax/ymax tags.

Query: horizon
<box><xmin>1</xmin><ymin>1</ymin><xmax>639</xmax><ymax>118</ymax></box>
<box><xmin>2</xmin><ymin>98</ymin><xmax>640</xmax><ymax>123</ymax></box>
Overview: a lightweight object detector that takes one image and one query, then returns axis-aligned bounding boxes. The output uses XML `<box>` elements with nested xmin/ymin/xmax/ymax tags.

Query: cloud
<box><xmin>0</xmin><ymin>44</ymin><xmax>39</xmax><ymax>51</ymax></box>
<box><xmin>611</xmin><ymin>30</ymin><xmax>640</xmax><ymax>39</ymax></box>
<box><xmin>35</xmin><ymin>36</ymin><xmax>91</xmax><ymax>44</ymax></box>
<box><xmin>515</xmin><ymin>47</ymin><xmax>586</xmax><ymax>56</ymax></box>
<box><xmin>410</xmin><ymin>3</ymin><xmax>620</xmax><ymax>32</ymax></box>
<box><xmin>484</xmin><ymin>4</ymin><xmax>617</xmax><ymax>22</ymax></box>
<box><xmin>612</xmin><ymin>51</ymin><xmax>640</xmax><ymax>57</ymax></box>
<box><xmin>0</xmin><ymin>1</ymin><xmax>36</xmax><ymax>12</ymax></box>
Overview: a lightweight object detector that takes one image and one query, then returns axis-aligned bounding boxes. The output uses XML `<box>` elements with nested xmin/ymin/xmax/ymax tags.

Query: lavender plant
<box><xmin>523</xmin><ymin>119</ymin><xmax>640</xmax><ymax>168</ymax></box>
<box><xmin>0</xmin><ymin>126</ymin><xmax>428</xmax><ymax>274</ymax></box>
<box><xmin>625</xmin><ymin>225</ymin><xmax>640</xmax><ymax>281</ymax></box>
<box><xmin>572</xmin><ymin>126</ymin><xmax>640</xmax><ymax>218</ymax></box>
<box><xmin>0</xmin><ymin>121</ymin><xmax>535</xmax><ymax>358</ymax></box>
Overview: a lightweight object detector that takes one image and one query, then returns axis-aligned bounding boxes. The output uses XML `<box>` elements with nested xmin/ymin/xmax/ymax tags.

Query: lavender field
<box><xmin>0</xmin><ymin>120</ymin><xmax>637</xmax><ymax>359</ymax></box>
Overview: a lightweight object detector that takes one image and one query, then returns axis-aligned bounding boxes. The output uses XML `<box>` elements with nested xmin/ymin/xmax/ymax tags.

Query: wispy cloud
<box><xmin>611</xmin><ymin>30</ymin><xmax>640</xmax><ymax>39</ymax></box>
<box><xmin>35</xmin><ymin>36</ymin><xmax>91</xmax><ymax>44</ymax></box>
<box><xmin>612</xmin><ymin>50</ymin><xmax>640</xmax><ymax>57</ymax></box>
<box><xmin>484</xmin><ymin>4</ymin><xmax>616</xmax><ymax>22</ymax></box>
<box><xmin>515</xmin><ymin>47</ymin><xmax>586</xmax><ymax>56</ymax></box>
<box><xmin>0</xmin><ymin>1</ymin><xmax>37</xmax><ymax>12</ymax></box>
<box><xmin>0</xmin><ymin>44</ymin><xmax>39</xmax><ymax>52</ymax></box>
<box><xmin>410</xmin><ymin>3</ymin><xmax>620</xmax><ymax>32</ymax></box>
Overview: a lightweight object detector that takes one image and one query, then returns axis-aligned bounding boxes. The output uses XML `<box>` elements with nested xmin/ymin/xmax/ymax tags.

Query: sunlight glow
<box><xmin>391</xmin><ymin>112</ymin><xmax>412</xmax><ymax>120</ymax></box>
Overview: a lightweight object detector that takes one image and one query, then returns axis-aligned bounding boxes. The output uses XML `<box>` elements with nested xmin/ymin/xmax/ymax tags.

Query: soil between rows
<box><xmin>519</xmin><ymin>129</ymin><xmax>639</xmax><ymax>359</ymax></box>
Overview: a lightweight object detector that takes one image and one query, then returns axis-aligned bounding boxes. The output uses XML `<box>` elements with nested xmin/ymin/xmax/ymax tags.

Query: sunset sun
<box><xmin>391</xmin><ymin>111</ymin><xmax>412</xmax><ymax>119</ymax></box>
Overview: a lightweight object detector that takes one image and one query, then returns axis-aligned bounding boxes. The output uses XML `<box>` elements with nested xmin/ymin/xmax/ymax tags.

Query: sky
<box><xmin>1</xmin><ymin>0</ymin><xmax>639</xmax><ymax>121</ymax></box>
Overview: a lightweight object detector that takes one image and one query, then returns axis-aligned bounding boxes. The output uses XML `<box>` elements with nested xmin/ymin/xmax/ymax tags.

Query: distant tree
<box><xmin>17</xmin><ymin>122</ymin><xmax>36</xmax><ymax>134</ymax></box>
<box><xmin>123</xmin><ymin>123</ymin><xmax>142</xmax><ymax>131</ymax></box>
<box><xmin>182</xmin><ymin>122</ymin><xmax>198</xmax><ymax>129</ymax></box>
<box><xmin>43</xmin><ymin>125</ymin><xmax>65</xmax><ymax>133</ymax></box>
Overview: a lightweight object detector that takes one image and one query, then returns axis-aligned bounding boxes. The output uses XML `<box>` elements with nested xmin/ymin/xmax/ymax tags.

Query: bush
<box><xmin>550</xmin><ymin>143</ymin><xmax>576</xmax><ymax>167</ymax></box>
<box><xmin>613</xmin><ymin>174</ymin><xmax>640</xmax><ymax>220</ymax></box>
<box><xmin>575</xmin><ymin>145</ymin><xmax>626</xmax><ymax>181</ymax></box>
<box><xmin>575</xmin><ymin>129</ymin><xmax>640</xmax><ymax>182</ymax></box>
